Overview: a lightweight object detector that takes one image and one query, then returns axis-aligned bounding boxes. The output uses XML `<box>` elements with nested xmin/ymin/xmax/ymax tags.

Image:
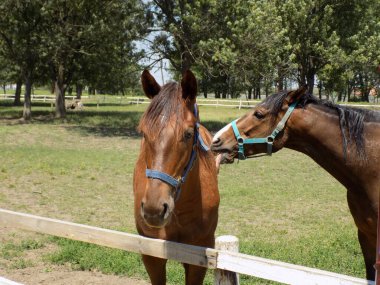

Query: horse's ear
<box><xmin>286</xmin><ymin>85</ymin><xmax>308</xmax><ymax>104</ymax></box>
<box><xmin>181</xmin><ymin>70</ymin><xmax>197</xmax><ymax>103</ymax></box>
<box><xmin>141</xmin><ymin>70</ymin><xmax>161</xmax><ymax>99</ymax></box>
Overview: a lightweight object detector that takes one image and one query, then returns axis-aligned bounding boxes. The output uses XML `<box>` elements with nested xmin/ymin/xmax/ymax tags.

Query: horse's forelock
<box><xmin>138</xmin><ymin>82</ymin><xmax>185</xmax><ymax>139</ymax></box>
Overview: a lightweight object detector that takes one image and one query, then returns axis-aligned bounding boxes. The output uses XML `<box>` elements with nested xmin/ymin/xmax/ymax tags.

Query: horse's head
<box><xmin>212</xmin><ymin>87</ymin><xmax>307</xmax><ymax>162</ymax></box>
<box><xmin>138</xmin><ymin>70</ymin><xmax>199</xmax><ymax>228</ymax></box>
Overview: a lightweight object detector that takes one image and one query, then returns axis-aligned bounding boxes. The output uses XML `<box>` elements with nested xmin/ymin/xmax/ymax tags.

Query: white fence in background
<box><xmin>2</xmin><ymin>94</ymin><xmax>380</xmax><ymax>109</ymax></box>
<box><xmin>0</xmin><ymin>209</ymin><xmax>374</xmax><ymax>285</ymax></box>
<box><xmin>0</xmin><ymin>94</ymin><xmax>88</xmax><ymax>102</ymax></box>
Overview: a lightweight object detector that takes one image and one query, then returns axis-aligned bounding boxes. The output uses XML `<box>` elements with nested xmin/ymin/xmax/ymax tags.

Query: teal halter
<box><xmin>231</xmin><ymin>101</ymin><xmax>299</xmax><ymax>160</ymax></box>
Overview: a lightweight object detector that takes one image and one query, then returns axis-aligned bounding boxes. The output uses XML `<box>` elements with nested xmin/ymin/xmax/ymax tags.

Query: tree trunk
<box><xmin>342</xmin><ymin>88</ymin><xmax>347</xmax><ymax>102</ymax></box>
<box><xmin>247</xmin><ymin>87</ymin><xmax>252</xmax><ymax>100</ymax></box>
<box><xmin>23</xmin><ymin>76</ymin><xmax>32</xmax><ymax>120</ymax></box>
<box><xmin>306</xmin><ymin>71</ymin><xmax>315</xmax><ymax>95</ymax></box>
<box><xmin>201</xmin><ymin>78</ymin><xmax>208</xmax><ymax>98</ymax></box>
<box><xmin>13</xmin><ymin>79</ymin><xmax>22</xmax><ymax>106</ymax></box>
<box><xmin>318</xmin><ymin>81</ymin><xmax>322</xmax><ymax>100</ymax></box>
<box><xmin>55</xmin><ymin>80</ymin><xmax>66</xmax><ymax>118</ymax></box>
<box><xmin>76</xmin><ymin>83</ymin><xmax>83</xmax><ymax>99</ymax></box>
<box><xmin>54</xmin><ymin>63</ymin><xmax>67</xmax><ymax>118</ymax></box>
<box><xmin>2</xmin><ymin>84</ymin><xmax>5</xmax><ymax>94</ymax></box>
<box><xmin>347</xmin><ymin>80</ymin><xmax>351</xmax><ymax>102</ymax></box>
<box><xmin>337</xmin><ymin>92</ymin><xmax>342</xmax><ymax>102</ymax></box>
<box><xmin>203</xmin><ymin>88</ymin><xmax>207</xmax><ymax>98</ymax></box>
<box><xmin>50</xmin><ymin>81</ymin><xmax>55</xmax><ymax>94</ymax></box>
<box><xmin>254</xmin><ymin>83</ymin><xmax>260</xmax><ymax>99</ymax></box>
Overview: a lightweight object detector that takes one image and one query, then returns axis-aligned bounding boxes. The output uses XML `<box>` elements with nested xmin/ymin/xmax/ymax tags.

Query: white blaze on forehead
<box><xmin>213</xmin><ymin>118</ymin><xmax>240</xmax><ymax>142</ymax></box>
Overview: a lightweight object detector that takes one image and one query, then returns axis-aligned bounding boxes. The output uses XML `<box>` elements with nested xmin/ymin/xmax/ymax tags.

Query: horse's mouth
<box><xmin>141</xmin><ymin>201</ymin><xmax>173</xmax><ymax>228</ymax></box>
<box><xmin>143</xmin><ymin>213</ymin><xmax>171</xmax><ymax>228</ymax></box>
<box><xmin>216</xmin><ymin>152</ymin><xmax>235</xmax><ymax>166</ymax></box>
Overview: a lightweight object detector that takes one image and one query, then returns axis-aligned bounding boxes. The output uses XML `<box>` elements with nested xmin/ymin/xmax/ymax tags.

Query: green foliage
<box><xmin>0</xmin><ymin>0</ymin><xmax>147</xmax><ymax>118</ymax></box>
<box><xmin>147</xmin><ymin>0</ymin><xmax>380</xmax><ymax>100</ymax></box>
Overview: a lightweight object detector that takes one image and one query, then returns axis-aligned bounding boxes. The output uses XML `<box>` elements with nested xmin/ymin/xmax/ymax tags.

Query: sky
<box><xmin>136</xmin><ymin>38</ymin><xmax>171</xmax><ymax>86</ymax></box>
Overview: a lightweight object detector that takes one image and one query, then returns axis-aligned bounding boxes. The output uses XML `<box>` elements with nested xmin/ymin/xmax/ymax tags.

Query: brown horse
<box><xmin>134</xmin><ymin>70</ymin><xmax>219</xmax><ymax>285</ymax></box>
<box><xmin>211</xmin><ymin>87</ymin><xmax>380</xmax><ymax>281</ymax></box>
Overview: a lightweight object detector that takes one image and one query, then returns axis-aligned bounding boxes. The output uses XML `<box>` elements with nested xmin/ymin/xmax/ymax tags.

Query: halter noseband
<box><xmin>145</xmin><ymin>104</ymin><xmax>209</xmax><ymax>201</ymax></box>
<box><xmin>231</xmin><ymin>100</ymin><xmax>298</xmax><ymax>160</ymax></box>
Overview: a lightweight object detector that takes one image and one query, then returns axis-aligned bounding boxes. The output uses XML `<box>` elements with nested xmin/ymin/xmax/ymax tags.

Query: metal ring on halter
<box><xmin>267</xmin><ymin>136</ymin><xmax>274</xmax><ymax>143</ymax></box>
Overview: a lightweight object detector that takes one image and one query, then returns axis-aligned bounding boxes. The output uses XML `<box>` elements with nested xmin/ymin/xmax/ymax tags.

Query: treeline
<box><xmin>1</xmin><ymin>0</ymin><xmax>380</xmax><ymax>120</ymax></box>
<box><xmin>0</xmin><ymin>0</ymin><xmax>146</xmax><ymax>119</ymax></box>
<box><xmin>148</xmin><ymin>0</ymin><xmax>380</xmax><ymax>101</ymax></box>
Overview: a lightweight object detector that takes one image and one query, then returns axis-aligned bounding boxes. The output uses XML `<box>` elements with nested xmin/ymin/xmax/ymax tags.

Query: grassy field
<box><xmin>0</xmin><ymin>98</ymin><xmax>365</xmax><ymax>284</ymax></box>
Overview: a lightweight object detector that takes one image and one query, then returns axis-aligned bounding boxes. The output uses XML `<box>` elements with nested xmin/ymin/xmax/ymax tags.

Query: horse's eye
<box><xmin>184</xmin><ymin>130</ymin><xmax>193</xmax><ymax>141</ymax></box>
<box><xmin>254</xmin><ymin>111</ymin><xmax>264</xmax><ymax>119</ymax></box>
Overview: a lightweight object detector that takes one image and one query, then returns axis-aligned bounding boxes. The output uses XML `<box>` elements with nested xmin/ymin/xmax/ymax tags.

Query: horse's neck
<box><xmin>180</xmin><ymin>150</ymin><xmax>217</xmax><ymax>204</ymax></box>
<box><xmin>285</xmin><ymin>104</ymin><xmax>370</xmax><ymax>190</ymax></box>
<box><xmin>180</xmin><ymin>156</ymin><xmax>201</xmax><ymax>199</ymax></box>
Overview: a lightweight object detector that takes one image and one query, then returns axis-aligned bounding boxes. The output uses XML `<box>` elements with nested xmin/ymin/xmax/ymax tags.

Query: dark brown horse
<box><xmin>134</xmin><ymin>70</ymin><xmax>219</xmax><ymax>285</ymax></box>
<box><xmin>211</xmin><ymin>87</ymin><xmax>380</xmax><ymax>280</ymax></box>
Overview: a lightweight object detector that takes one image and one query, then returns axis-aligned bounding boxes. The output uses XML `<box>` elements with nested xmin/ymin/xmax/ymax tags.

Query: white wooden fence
<box><xmin>125</xmin><ymin>97</ymin><xmax>259</xmax><ymax>109</ymax></box>
<box><xmin>0</xmin><ymin>209</ymin><xmax>374</xmax><ymax>285</ymax></box>
<box><xmin>0</xmin><ymin>94</ymin><xmax>88</xmax><ymax>102</ymax></box>
<box><xmin>2</xmin><ymin>93</ymin><xmax>380</xmax><ymax>110</ymax></box>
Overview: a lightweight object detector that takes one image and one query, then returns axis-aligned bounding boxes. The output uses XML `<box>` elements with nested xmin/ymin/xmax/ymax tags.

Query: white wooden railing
<box><xmin>0</xmin><ymin>209</ymin><xmax>374</xmax><ymax>285</ymax></box>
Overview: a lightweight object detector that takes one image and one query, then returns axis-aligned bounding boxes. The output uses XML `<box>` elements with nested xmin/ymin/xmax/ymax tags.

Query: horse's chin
<box><xmin>144</xmin><ymin>214</ymin><xmax>171</xmax><ymax>229</ymax></box>
<box><xmin>216</xmin><ymin>153</ymin><xmax>235</xmax><ymax>167</ymax></box>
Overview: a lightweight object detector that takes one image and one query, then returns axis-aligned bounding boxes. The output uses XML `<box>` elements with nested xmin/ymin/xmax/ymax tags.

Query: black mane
<box><xmin>262</xmin><ymin>91</ymin><xmax>380</xmax><ymax>160</ymax></box>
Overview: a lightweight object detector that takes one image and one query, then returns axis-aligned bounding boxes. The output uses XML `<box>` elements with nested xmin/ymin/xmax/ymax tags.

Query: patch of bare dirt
<box><xmin>0</xmin><ymin>266</ymin><xmax>149</xmax><ymax>285</ymax></box>
<box><xmin>0</xmin><ymin>231</ymin><xmax>149</xmax><ymax>285</ymax></box>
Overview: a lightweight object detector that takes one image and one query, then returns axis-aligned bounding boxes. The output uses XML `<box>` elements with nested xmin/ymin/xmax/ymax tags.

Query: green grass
<box><xmin>0</xmin><ymin>98</ymin><xmax>365</xmax><ymax>284</ymax></box>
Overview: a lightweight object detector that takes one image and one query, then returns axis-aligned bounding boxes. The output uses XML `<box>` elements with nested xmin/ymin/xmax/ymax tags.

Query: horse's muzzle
<box><xmin>211</xmin><ymin>138</ymin><xmax>236</xmax><ymax>164</ymax></box>
<box><xmin>140</xmin><ymin>200</ymin><xmax>171</xmax><ymax>228</ymax></box>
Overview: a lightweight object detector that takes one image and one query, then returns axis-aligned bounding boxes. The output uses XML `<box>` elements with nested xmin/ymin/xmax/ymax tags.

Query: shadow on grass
<box><xmin>0</xmin><ymin>100</ymin><xmax>228</xmax><ymax>137</ymax></box>
<box><xmin>201</xmin><ymin>120</ymin><xmax>230</xmax><ymax>133</ymax></box>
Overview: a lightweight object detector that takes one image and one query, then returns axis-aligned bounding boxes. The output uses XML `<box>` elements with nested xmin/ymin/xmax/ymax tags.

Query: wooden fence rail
<box><xmin>0</xmin><ymin>209</ymin><xmax>374</xmax><ymax>285</ymax></box>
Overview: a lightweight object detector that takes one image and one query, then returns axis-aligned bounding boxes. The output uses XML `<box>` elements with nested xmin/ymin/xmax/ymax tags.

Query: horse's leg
<box><xmin>142</xmin><ymin>255</ymin><xmax>167</xmax><ymax>285</ymax></box>
<box><xmin>357</xmin><ymin>230</ymin><xmax>376</xmax><ymax>281</ymax></box>
<box><xmin>183</xmin><ymin>263</ymin><xmax>208</xmax><ymax>285</ymax></box>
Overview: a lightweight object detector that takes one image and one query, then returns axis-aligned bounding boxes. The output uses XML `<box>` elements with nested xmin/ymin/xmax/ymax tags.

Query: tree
<box><xmin>40</xmin><ymin>0</ymin><xmax>146</xmax><ymax>118</ymax></box>
<box><xmin>0</xmin><ymin>0</ymin><xmax>45</xmax><ymax>119</ymax></box>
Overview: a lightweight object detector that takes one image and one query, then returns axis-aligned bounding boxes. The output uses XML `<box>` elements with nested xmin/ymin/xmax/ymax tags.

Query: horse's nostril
<box><xmin>212</xmin><ymin>137</ymin><xmax>221</xmax><ymax>146</ymax></box>
<box><xmin>162</xmin><ymin>203</ymin><xmax>169</xmax><ymax>217</ymax></box>
<box><xmin>211</xmin><ymin>138</ymin><xmax>223</xmax><ymax>150</ymax></box>
<box><xmin>213</xmin><ymin>137</ymin><xmax>220</xmax><ymax>143</ymax></box>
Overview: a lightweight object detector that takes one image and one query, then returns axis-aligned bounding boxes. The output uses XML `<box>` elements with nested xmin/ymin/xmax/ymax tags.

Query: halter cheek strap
<box><xmin>232</xmin><ymin>100</ymin><xmax>298</xmax><ymax>160</ymax></box>
<box><xmin>145</xmin><ymin>104</ymin><xmax>209</xmax><ymax>201</ymax></box>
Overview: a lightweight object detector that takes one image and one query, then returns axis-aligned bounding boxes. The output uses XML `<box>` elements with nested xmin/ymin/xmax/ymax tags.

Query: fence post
<box><xmin>214</xmin><ymin>235</ymin><xmax>239</xmax><ymax>285</ymax></box>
